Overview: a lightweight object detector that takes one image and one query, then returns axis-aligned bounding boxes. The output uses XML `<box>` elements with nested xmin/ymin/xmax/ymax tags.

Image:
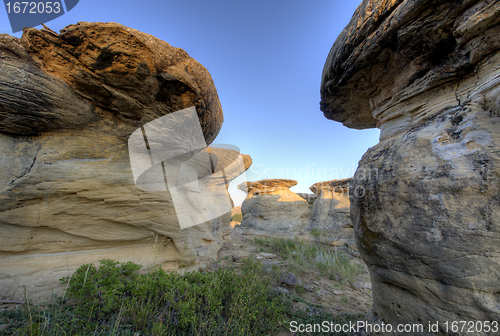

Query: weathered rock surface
<box><xmin>238</xmin><ymin>179</ymin><xmax>310</xmax><ymax>233</ymax></box>
<box><xmin>0</xmin><ymin>22</ymin><xmax>249</xmax><ymax>302</ymax></box>
<box><xmin>309</xmin><ymin>178</ymin><xmax>352</xmax><ymax>230</ymax></box>
<box><xmin>238</xmin><ymin>179</ymin><xmax>355</xmax><ymax>247</ymax></box>
<box><xmin>321</xmin><ymin>0</ymin><xmax>500</xmax><ymax>334</ymax></box>
<box><xmin>321</xmin><ymin>0</ymin><xmax>500</xmax><ymax>139</ymax></box>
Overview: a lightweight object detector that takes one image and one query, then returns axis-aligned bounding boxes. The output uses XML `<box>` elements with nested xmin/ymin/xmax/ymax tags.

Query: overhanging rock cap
<box><xmin>320</xmin><ymin>0</ymin><xmax>500</xmax><ymax>130</ymax></box>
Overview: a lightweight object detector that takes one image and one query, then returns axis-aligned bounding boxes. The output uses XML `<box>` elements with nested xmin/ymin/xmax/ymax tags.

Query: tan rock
<box><xmin>229</xmin><ymin>206</ymin><xmax>242</xmax><ymax>228</ymax></box>
<box><xmin>230</xmin><ymin>221</ymin><xmax>241</xmax><ymax>228</ymax></box>
<box><xmin>309</xmin><ymin>179</ymin><xmax>351</xmax><ymax>230</ymax></box>
<box><xmin>238</xmin><ymin>179</ymin><xmax>309</xmax><ymax>232</ymax></box>
<box><xmin>330</xmin><ymin>239</ymin><xmax>348</xmax><ymax>248</ymax></box>
<box><xmin>238</xmin><ymin>178</ymin><xmax>298</xmax><ymax>195</ymax></box>
<box><xmin>296</xmin><ymin>193</ymin><xmax>317</xmax><ymax>204</ymax></box>
<box><xmin>237</xmin><ymin>178</ymin><xmax>355</xmax><ymax>244</ymax></box>
<box><xmin>296</xmin><ymin>193</ymin><xmax>317</xmax><ymax>217</ymax></box>
<box><xmin>0</xmin><ymin>23</ymin><xmax>250</xmax><ymax>302</ymax></box>
<box><xmin>321</xmin><ymin>0</ymin><xmax>500</xmax><ymax>334</ymax></box>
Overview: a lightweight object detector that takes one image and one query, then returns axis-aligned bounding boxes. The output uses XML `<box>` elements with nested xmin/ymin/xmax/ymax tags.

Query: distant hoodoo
<box><xmin>238</xmin><ymin>179</ymin><xmax>310</xmax><ymax>232</ymax></box>
<box><xmin>309</xmin><ymin>178</ymin><xmax>352</xmax><ymax>230</ymax></box>
<box><xmin>239</xmin><ymin>178</ymin><xmax>354</xmax><ymax>245</ymax></box>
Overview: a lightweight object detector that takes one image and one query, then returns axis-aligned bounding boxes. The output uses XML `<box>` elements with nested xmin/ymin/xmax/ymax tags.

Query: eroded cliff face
<box><xmin>0</xmin><ymin>22</ymin><xmax>250</xmax><ymax>302</ymax></box>
<box><xmin>321</xmin><ymin>1</ymin><xmax>500</xmax><ymax>334</ymax></box>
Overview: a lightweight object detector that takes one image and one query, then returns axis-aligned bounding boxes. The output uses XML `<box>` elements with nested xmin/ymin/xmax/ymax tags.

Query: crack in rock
<box><xmin>10</xmin><ymin>145</ymin><xmax>41</xmax><ymax>186</ymax></box>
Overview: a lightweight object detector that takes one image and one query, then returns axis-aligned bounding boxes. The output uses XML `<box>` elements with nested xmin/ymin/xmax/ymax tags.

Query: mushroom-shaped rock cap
<box><xmin>209</xmin><ymin>149</ymin><xmax>252</xmax><ymax>179</ymax></box>
<box><xmin>310</xmin><ymin>178</ymin><xmax>352</xmax><ymax>195</ymax></box>
<box><xmin>238</xmin><ymin>179</ymin><xmax>297</xmax><ymax>194</ymax></box>
<box><xmin>320</xmin><ymin>0</ymin><xmax>500</xmax><ymax>130</ymax></box>
<box><xmin>0</xmin><ymin>22</ymin><xmax>222</xmax><ymax>143</ymax></box>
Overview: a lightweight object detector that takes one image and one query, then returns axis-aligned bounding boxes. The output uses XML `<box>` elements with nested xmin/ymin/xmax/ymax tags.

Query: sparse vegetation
<box><xmin>254</xmin><ymin>237</ymin><xmax>365</xmax><ymax>283</ymax></box>
<box><xmin>0</xmin><ymin>257</ymin><xmax>365</xmax><ymax>335</ymax></box>
<box><xmin>1</xmin><ymin>259</ymin><xmax>285</xmax><ymax>335</ymax></box>
<box><xmin>230</xmin><ymin>213</ymin><xmax>242</xmax><ymax>222</ymax></box>
<box><xmin>311</xmin><ymin>228</ymin><xmax>321</xmax><ymax>237</ymax></box>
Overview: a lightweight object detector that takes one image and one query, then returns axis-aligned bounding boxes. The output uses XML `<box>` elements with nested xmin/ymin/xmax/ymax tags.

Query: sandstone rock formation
<box><xmin>0</xmin><ymin>22</ymin><xmax>250</xmax><ymax>302</ymax></box>
<box><xmin>321</xmin><ymin>1</ymin><xmax>500</xmax><ymax>334</ymax></box>
<box><xmin>238</xmin><ymin>179</ymin><xmax>310</xmax><ymax>233</ymax></box>
<box><xmin>309</xmin><ymin>178</ymin><xmax>351</xmax><ymax>230</ymax></box>
<box><xmin>238</xmin><ymin>178</ymin><xmax>354</xmax><ymax>244</ymax></box>
<box><xmin>231</xmin><ymin>206</ymin><xmax>242</xmax><ymax>218</ymax></box>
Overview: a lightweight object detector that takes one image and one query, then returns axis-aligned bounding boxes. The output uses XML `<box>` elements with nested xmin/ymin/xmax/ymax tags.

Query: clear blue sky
<box><xmin>1</xmin><ymin>0</ymin><xmax>380</xmax><ymax>205</ymax></box>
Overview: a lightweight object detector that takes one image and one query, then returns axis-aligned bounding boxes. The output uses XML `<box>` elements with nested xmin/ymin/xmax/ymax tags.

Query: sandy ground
<box><xmin>216</xmin><ymin>227</ymin><xmax>372</xmax><ymax>317</ymax></box>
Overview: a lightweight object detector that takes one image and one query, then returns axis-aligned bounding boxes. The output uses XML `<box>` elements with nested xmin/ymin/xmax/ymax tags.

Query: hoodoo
<box><xmin>321</xmin><ymin>1</ymin><xmax>500</xmax><ymax>334</ymax></box>
<box><xmin>0</xmin><ymin>22</ymin><xmax>250</xmax><ymax>302</ymax></box>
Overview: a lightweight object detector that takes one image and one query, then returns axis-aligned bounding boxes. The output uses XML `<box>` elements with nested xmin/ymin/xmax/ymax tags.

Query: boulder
<box><xmin>237</xmin><ymin>179</ymin><xmax>355</xmax><ymax>242</ymax></box>
<box><xmin>321</xmin><ymin>0</ymin><xmax>500</xmax><ymax>334</ymax></box>
<box><xmin>0</xmin><ymin>22</ymin><xmax>250</xmax><ymax>302</ymax></box>
<box><xmin>238</xmin><ymin>179</ymin><xmax>309</xmax><ymax>233</ymax></box>
<box><xmin>280</xmin><ymin>271</ymin><xmax>298</xmax><ymax>288</ymax></box>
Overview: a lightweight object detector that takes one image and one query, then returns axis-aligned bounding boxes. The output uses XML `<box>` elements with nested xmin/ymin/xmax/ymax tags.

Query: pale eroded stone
<box><xmin>238</xmin><ymin>179</ymin><xmax>310</xmax><ymax>233</ymax></box>
<box><xmin>321</xmin><ymin>0</ymin><xmax>500</xmax><ymax>334</ymax></box>
<box><xmin>0</xmin><ymin>22</ymin><xmax>250</xmax><ymax>302</ymax></box>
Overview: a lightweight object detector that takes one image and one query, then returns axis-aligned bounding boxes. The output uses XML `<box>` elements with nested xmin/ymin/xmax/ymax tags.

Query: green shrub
<box><xmin>1</xmin><ymin>252</ymin><xmax>366</xmax><ymax>335</ymax></box>
<box><xmin>2</xmin><ymin>258</ymin><xmax>287</xmax><ymax>335</ymax></box>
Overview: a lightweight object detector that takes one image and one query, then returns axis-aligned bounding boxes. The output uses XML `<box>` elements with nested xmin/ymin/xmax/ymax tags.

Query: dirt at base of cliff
<box><xmin>203</xmin><ymin>226</ymin><xmax>372</xmax><ymax>334</ymax></box>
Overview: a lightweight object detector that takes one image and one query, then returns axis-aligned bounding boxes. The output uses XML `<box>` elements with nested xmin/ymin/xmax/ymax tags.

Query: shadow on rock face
<box><xmin>0</xmin><ymin>22</ymin><xmax>251</xmax><ymax>303</ymax></box>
